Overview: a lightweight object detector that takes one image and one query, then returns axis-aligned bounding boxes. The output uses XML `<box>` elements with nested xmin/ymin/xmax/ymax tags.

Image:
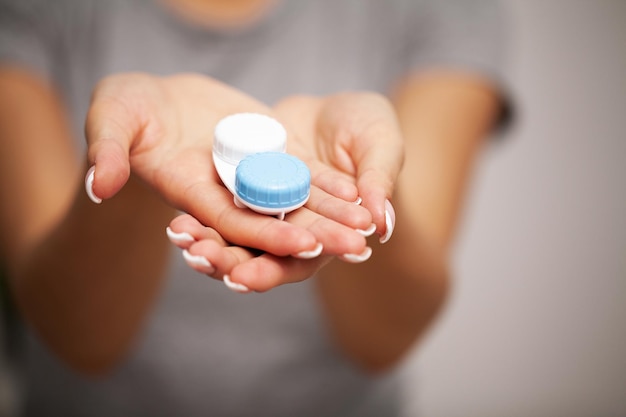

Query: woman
<box><xmin>0</xmin><ymin>0</ymin><xmax>509</xmax><ymax>415</ymax></box>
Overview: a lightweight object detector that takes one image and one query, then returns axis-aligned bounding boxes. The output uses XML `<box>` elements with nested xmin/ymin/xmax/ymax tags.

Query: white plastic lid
<box><xmin>213</xmin><ymin>113</ymin><xmax>287</xmax><ymax>194</ymax></box>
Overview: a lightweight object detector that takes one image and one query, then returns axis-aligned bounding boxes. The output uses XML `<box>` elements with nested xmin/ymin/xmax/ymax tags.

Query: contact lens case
<box><xmin>213</xmin><ymin>113</ymin><xmax>310</xmax><ymax>219</ymax></box>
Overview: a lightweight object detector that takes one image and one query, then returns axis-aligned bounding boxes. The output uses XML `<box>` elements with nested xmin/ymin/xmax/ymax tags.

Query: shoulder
<box><xmin>0</xmin><ymin>0</ymin><xmax>134</xmax><ymax>37</ymax></box>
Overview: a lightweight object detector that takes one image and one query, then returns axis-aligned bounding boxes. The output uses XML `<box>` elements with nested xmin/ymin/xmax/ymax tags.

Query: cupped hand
<box><xmin>167</xmin><ymin>92</ymin><xmax>403</xmax><ymax>292</ymax></box>
<box><xmin>85</xmin><ymin>73</ymin><xmax>372</xmax><ymax>258</ymax></box>
<box><xmin>275</xmin><ymin>92</ymin><xmax>404</xmax><ymax>243</ymax></box>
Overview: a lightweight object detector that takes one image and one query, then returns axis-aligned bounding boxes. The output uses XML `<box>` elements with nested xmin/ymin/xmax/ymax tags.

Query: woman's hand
<box><xmin>276</xmin><ymin>92</ymin><xmax>404</xmax><ymax>242</ymax></box>
<box><xmin>85</xmin><ymin>73</ymin><xmax>373</xmax><ymax>259</ymax></box>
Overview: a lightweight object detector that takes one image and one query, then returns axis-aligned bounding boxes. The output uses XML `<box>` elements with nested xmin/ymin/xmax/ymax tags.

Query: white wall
<box><xmin>404</xmin><ymin>1</ymin><xmax>626</xmax><ymax>416</ymax></box>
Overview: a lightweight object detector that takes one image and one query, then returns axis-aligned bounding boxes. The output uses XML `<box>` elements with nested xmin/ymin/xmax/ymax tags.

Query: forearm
<box><xmin>316</xmin><ymin>218</ymin><xmax>449</xmax><ymax>373</ymax></box>
<box><xmin>12</xmin><ymin>176</ymin><xmax>174</xmax><ymax>374</ymax></box>
<box><xmin>316</xmin><ymin>72</ymin><xmax>502</xmax><ymax>372</ymax></box>
<box><xmin>1</xmin><ymin>68</ymin><xmax>175</xmax><ymax>373</ymax></box>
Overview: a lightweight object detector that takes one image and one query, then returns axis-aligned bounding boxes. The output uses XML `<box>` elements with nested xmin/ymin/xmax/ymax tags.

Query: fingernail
<box><xmin>182</xmin><ymin>249</ymin><xmax>214</xmax><ymax>273</ymax></box>
<box><xmin>356</xmin><ymin>223</ymin><xmax>377</xmax><ymax>237</ymax></box>
<box><xmin>85</xmin><ymin>166</ymin><xmax>102</xmax><ymax>204</ymax></box>
<box><xmin>166</xmin><ymin>227</ymin><xmax>195</xmax><ymax>244</ymax></box>
<box><xmin>295</xmin><ymin>242</ymin><xmax>323</xmax><ymax>259</ymax></box>
<box><xmin>340</xmin><ymin>247</ymin><xmax>372</xmax><ymax>263</ymax></box>
<box><xmin>353</xmin><ymin>196</ymin><xmax>363</xmax><ymax>205</ymax></box>
<box><xmin>223</xmin><ymin>274</ymin><xmax>251</xmax><ymax>293</ymax></box>
<box><xmin>379</xmin><ymin>199</ymin><xmax>396</xmax><ymax>244</ymax></box>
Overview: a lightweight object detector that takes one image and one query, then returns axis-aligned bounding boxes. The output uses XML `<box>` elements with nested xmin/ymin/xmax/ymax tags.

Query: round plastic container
<box><xmin>235</xmin><ymin>152</ymin><xmax>310</xmax><ymax>217</ymax></box>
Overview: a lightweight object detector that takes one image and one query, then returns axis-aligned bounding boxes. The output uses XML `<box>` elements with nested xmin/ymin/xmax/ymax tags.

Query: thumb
<box><xmin>355</xmin><ymin>137</ymin><xmax>402</xmax><ymax>240</ymax></box>
<box><xmin>84</xmin><ymin>75</ymin><xmax>149</xmax><ymax>202</ymax></box>
<box><xmin>320</xmin><ymin>92</ymin><xmax>404</xmax><ymax>238</ymax></box>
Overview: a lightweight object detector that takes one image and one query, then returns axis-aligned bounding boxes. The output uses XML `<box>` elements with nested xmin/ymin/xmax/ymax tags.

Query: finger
<box><xmin>166</xmin><ymin>213</ymin><xmax>227</xmax><ymax>249</ymax></box>
<box><xmin>305</xmin><ymin>186</ymin><xmax>373</xmax><ymax>233</ymax></box>
<box><xmin>356</xmin><ymin>166</ymin><xmax>395</xmax><ymax>236</ymax></box>
<box><xmin>84</xmin><ymin>76</ymin><xmax>149</xmax><ymax>201</ymax></box>
<box><xmin>183</xmin><ymin>238</ymin><xmax>248</xmax><ymax>279</ymax></box>
<box><xmin>83</xmin><ymin>139</ymin><xmax>130</xmax><ymax>203</ymax></box>
<box><xmin>305</xmin><ymin>158</ymin><xmax>359</xmax><ymax>202</ymax></box>
<box><xmin>284</xmin><ymin>207</ymin><xmax>369</xmax><ymax>257</ymax></box>
<box><xmin>354</xmin><ymin>142</ymin><xmax>401</xmax><ymax>239</ymax></box>
<box><xmin>229</xmin><ymin>253</ymin><xmax>333</xmax><ymax>293</ymax></box>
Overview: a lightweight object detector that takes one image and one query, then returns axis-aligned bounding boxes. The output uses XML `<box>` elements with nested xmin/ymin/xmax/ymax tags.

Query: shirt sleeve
<box><xmin>402</xmin><ymin>0</ymin><xmax>515</xmax><ymax>130</ymax></box>
<box><xmin>0</xmin><ymin>0</ymin><xmax>69</xmax><ymax>82</ymax></box>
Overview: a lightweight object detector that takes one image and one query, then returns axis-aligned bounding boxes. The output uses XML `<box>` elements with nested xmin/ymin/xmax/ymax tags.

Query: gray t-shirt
<box><xmin>0</xmin><ymin>0</ymin><xmax>510</xmax><ymax>416</ymax></box>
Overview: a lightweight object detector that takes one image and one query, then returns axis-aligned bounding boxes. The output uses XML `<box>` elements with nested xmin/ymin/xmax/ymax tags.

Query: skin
<box><xmin>161</xmin><ymin>0</ymin><xmax>280</xmax><ymax>28</ymax></box>
<box><xmin>0</xmin><ymin>69</ymin><xmax>175</xmax><ymax>372</ymax></box>
<box><xmin>0</xmin><ymin>0</ymin><xmax>503</xmax><ymax>375</ymax></box>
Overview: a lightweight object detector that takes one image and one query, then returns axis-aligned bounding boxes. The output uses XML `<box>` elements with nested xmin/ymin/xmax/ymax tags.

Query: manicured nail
<box><xmin>223</xmin><ymin>274</ymin><xmax>251</xmax><ymax>293</ymax></box>
<box><xmin>340</xmin><ymin>247</ymin><xmax>372</xmax><ymax>263</ymax></box>
<box><xmin>353</xmin><ymin>196</ymin><xmax>363</xmax><ymax>205</ymax></box>
<box><xmin>85</xmin><ymin>166</ymin><xmax>102</xmax><ymax>204</ymax></box>
<box><xmin>379</xmin><ymin>199</ymin><xmax>396</xmax><ymax>244</ymax></box>
<box><xmin>356</xmin><ymin>223</ymin><xmax>377</xmax><ymax>237</ymax></box>
<box><xmin>182</xmin><ymin>249</ymin><xmax>214</xmax><ymax>273</ymax></box>
<box><xmin>295</xmin><ymin>242</ymin><xmax>323</xmax><ymax>259</ymax></box>
<box><xmin>166</xmin><ymin>227</ymin><xmax>195</xmax><ymax>244</ymax></box>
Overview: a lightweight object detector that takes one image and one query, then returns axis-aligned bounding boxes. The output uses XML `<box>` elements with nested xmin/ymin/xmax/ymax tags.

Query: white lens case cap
<box><xmin>213</xmin><ymin>113</ymin><xmax>287</xmax><ymax>194</ymax></box>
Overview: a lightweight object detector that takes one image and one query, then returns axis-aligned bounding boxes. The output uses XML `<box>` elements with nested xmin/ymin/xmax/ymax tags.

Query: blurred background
<box><xmin>1</xmin><ymin>1</ymin><xmax>625</xmax><ymax>416</ymax></box>
<box><xmin>402</xmin><ymin>1</ymin><xmax>626</xmax><ymax>416</ymax></box>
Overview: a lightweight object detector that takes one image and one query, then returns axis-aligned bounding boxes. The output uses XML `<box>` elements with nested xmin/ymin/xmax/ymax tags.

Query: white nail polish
<box><xmin>85</xmin><ymin>166</ymin><xmax>102</xmax><ymax>204</ymax></box>
<box><xmin>340</xmin><ymin>247</ymin><xmax>373</xmax><ymax>263</ymax></box>
<box><xmin>182</xmin><ymin>249</ymin><xmax>212</xmax><ymax>268</ymax></box>
<box><xmin>295</xmin><ymin>242</ymin><xmax>323</xmax><ymax>259</ymax></box>
<box><xmin>379</xmin><ymin>200</ymin><xmax>395</xmax><ymax>244</ymax></box>
<box><xmin>223</xmin><ymin>274</ymin><xmax>251</xmax><ymax>293</ymax></box>
<box><xmin>356</xmin><ymin>223</ymin><xmax>377</xmax><ymax>237</ymax></box>
<box><xmin>166</xmin><ymin>227</ymin><xmax>195</xmax><ymax>243</ymax></box>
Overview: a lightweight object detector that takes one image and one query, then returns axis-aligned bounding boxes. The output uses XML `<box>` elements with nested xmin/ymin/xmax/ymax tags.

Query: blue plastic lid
<box><xmin>235</xmin><ymin>152</ymin><xmax>311</xmax><ymax>209</ymax></box>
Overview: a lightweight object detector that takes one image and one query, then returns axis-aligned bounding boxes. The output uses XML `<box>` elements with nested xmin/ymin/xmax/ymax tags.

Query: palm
<box><xmin>105</xmin><ymin>74</ymin><xmax>267</xmax><ymax>199</ymax></box>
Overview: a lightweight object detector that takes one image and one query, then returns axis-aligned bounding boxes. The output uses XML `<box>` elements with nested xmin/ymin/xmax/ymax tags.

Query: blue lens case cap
<box><xmin>235</xmin><ymin>152</ymin><xmax>310</xmax><ymax>210</ymax></box>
